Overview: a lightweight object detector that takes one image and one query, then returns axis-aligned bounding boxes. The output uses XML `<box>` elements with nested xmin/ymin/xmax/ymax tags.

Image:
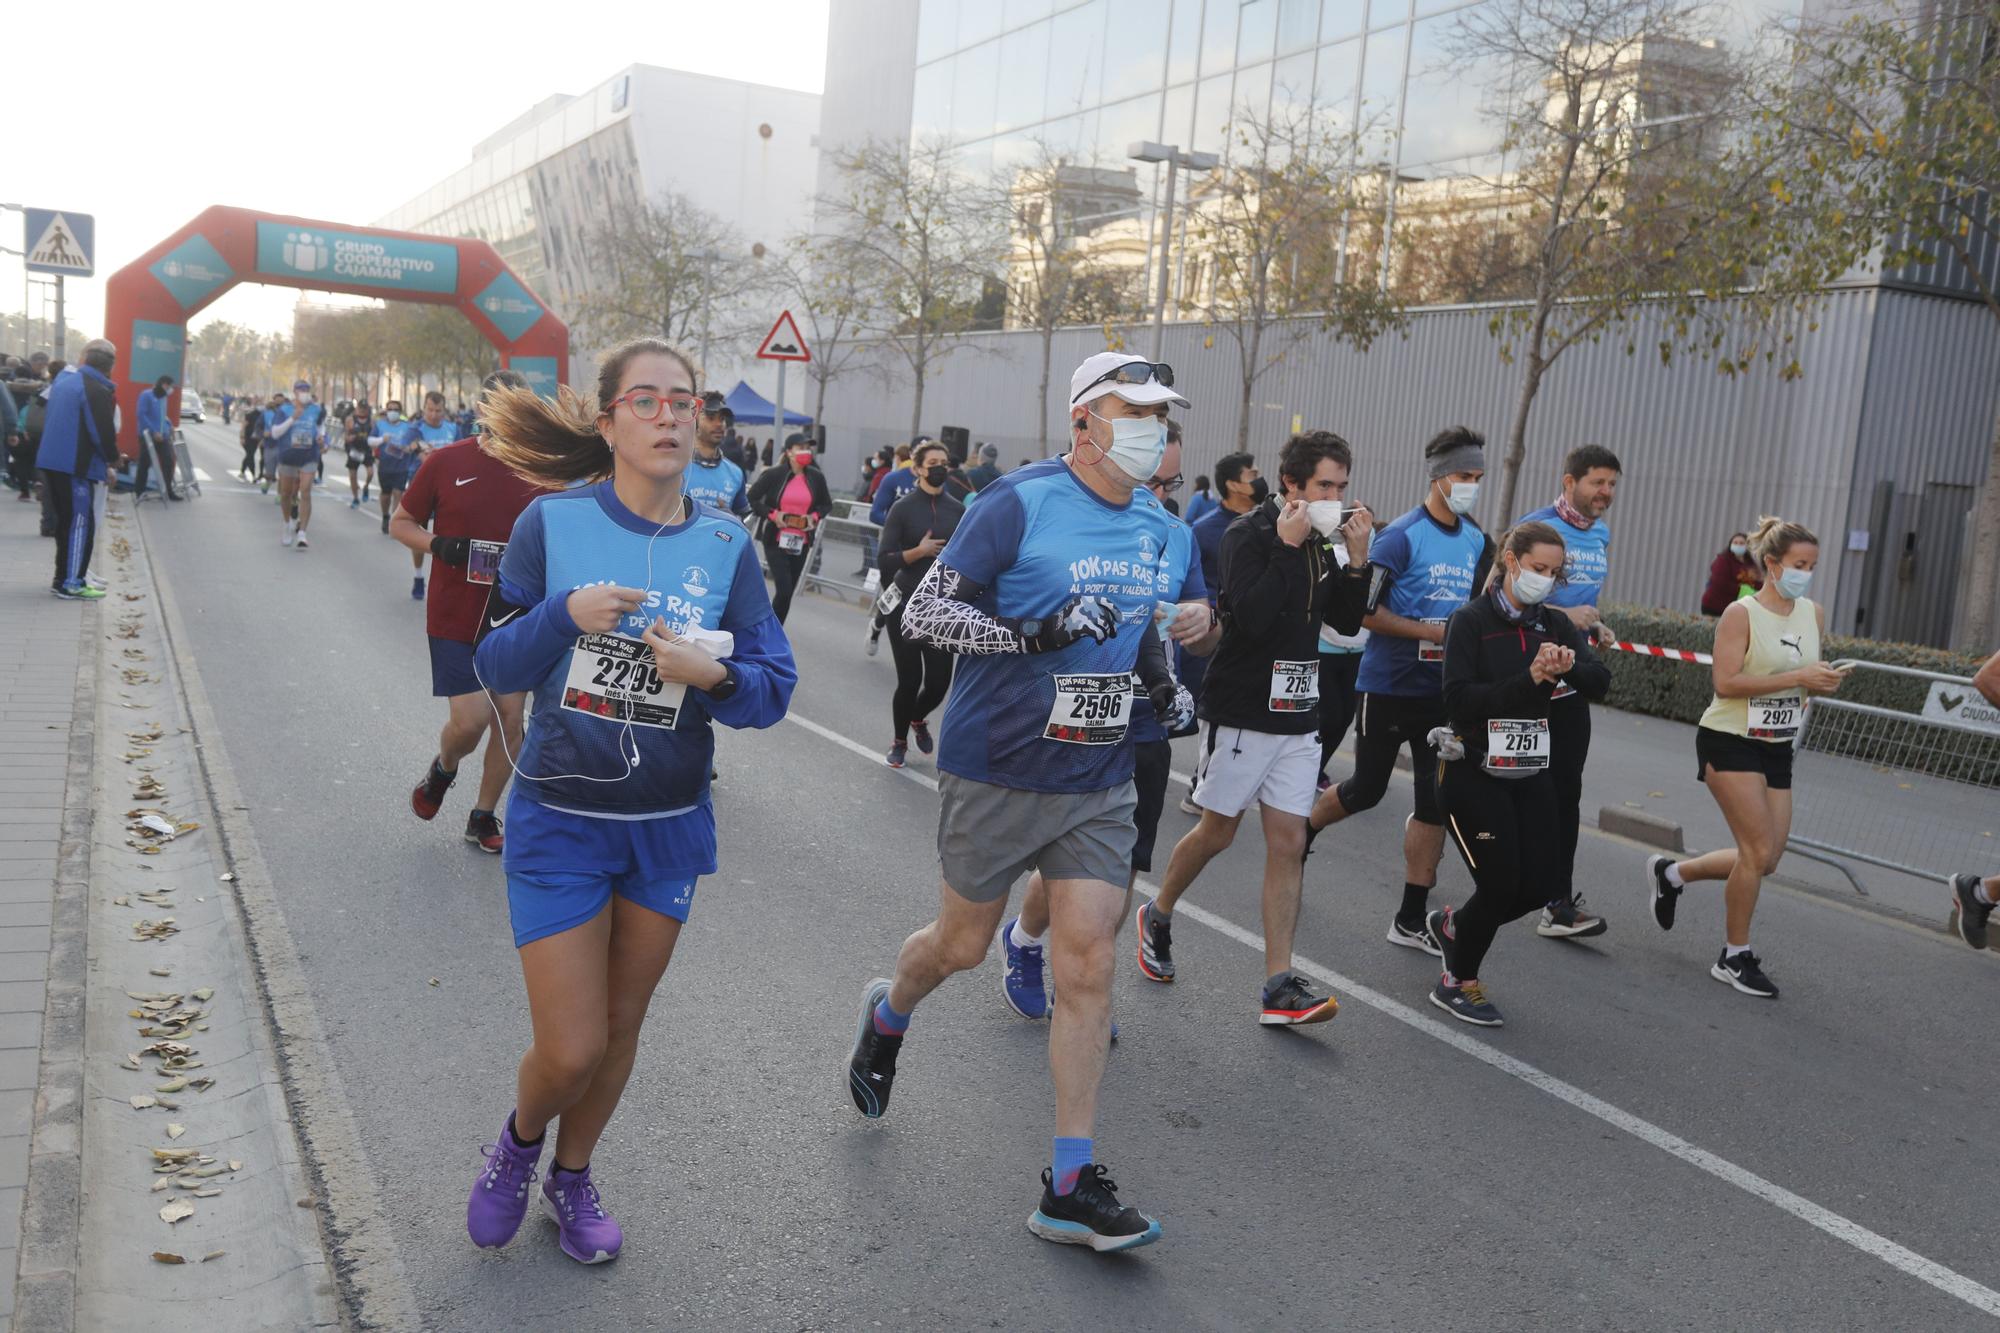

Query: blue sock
<box><xmin>1052</xmin><ymin>1137</ymin><xmax>1093</xmax><ymax>1196</ymax></box>
<box><xmin>872</xmin><ymin>997</ymin><xmax>910</xmax><ymax>1035</ymax></box>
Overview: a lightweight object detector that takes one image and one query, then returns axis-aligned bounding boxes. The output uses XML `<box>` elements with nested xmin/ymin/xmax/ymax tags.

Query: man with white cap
<box><xmin>844</xmin><ymin>352</ymin><xmax>1217</xmax><ymax>1253</ymax></box>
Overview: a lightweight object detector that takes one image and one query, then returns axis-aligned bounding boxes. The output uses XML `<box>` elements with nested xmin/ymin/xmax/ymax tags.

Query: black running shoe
<box><xmin>1026</xmin><ymin>1165</ymin><xmax>1160</xmax><ymax>1253</ymax></box>
<box><xmin>1647</xmin><ymin>855</ymin><xmax>1680</xmax><ymax>931</ymax></box>
<box><xmin>1951</xmin><ymin>874</ymin><xmax>1991</xmax><ymax>950</ymax></box>
<box><xmin>910</xmin><ymin>719</ymin><xmax>934</xmax><ymax>755</ymax></box>
<box><xmin>1710</xmin><ymin>948</ymin><xmax>1778</xmax><ymax>998</ymax></box>
<box><xmin>1430</xmin><ymin>978</ymin><xmax>1504</xmax><ymax>1027</ymax></box>
<box><xmin>411</xmin><ymin>758</ymin><xmax>456</xmax><ymax>821</ymax></box>
<box><xmin>1537</xmin><ymin>893</ymin><xmax>1607</xmax><ymax>938</ymax></box>
<box><xmin>1259</xmin><ymin>972</ymin><xmax>1338</xmax><ymax>1025</ymax></box>
<box><xmin>846</xmin><ymin>978</ymin><xmax>901</xmax><ymax>1118</ymax></box>
<box><xmin>1135</xmin><ymin>901</ymin><xmax>1174</xmax><ymax>982</ymax></box>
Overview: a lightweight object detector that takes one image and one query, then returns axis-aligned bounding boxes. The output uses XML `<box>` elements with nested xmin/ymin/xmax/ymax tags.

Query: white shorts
<box><xmin>1191</xmin><ymin>726</ymin><xmax>1320</xmax><ymax>819</ymax></box>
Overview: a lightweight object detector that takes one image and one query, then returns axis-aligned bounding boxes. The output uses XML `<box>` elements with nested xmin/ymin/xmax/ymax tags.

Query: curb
<box><xmin>11</xmin><ymin>584</ymin><xmax>100</xmax><ymax>1329</ymax></box>
<box><xmin>1596</xmin><ymin>805</ymin><xmax>1686</xmax><ymax>852</ymax></box>
<box><xmin>144</xmin><ymin>512</ymin><xmax>422</xmax><ymax>1331</ymax></box>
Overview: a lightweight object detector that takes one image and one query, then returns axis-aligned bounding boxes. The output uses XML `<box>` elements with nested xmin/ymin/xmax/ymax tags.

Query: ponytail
<box><xmin>1749</xmin><ymin>514</ymin><xmax>1817</xmax><ymax>568</ymax></box>
<box><xmin>478</xmin><ymin>383</ymin><xmax>612</xmax><ymax>487</ymax></box>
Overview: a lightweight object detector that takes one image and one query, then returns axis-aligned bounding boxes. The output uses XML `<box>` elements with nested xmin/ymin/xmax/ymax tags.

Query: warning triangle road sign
<box><xmin>24</xmin><ymin>209</ymin><xmax>95</xmax><ymax>277</ymax></box>
<box><xmin>755</xmin><ymin>310</ymin><xmax>812</xmax><ymax>363</ymax></box>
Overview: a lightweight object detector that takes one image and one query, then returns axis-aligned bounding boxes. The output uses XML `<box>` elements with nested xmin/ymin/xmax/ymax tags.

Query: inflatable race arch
<box><xmin>103</xmin><ymin>205</ymin><xmax>569</xmax><ymax>456</ymax></box>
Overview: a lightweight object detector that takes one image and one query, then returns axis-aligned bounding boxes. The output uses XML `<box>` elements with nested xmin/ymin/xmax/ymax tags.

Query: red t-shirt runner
<box><xmin>399</xmin><ymin>439</ymin><xmax>549</xmax><ymax>643</ymax></box>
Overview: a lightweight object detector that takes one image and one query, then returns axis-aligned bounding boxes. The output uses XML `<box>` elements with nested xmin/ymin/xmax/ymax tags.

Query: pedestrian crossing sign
<box><xmin>24</xmin><ymin>208</ymin><xmax>95</xmax><ymax>276</ymax></box>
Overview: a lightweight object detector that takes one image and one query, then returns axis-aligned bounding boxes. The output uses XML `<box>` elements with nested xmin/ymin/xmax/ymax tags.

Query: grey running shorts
<box><xmin>936</xmin><ymin>772</ymin><xmax>1138</xmax><ymax>903</ymax></box>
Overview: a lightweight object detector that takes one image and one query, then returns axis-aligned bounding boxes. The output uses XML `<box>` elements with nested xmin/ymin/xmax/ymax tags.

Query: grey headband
<box><xmin>1428</xmin><ymin>443</ymin><xmax>1486</xmax><ymax>481</ymax></box>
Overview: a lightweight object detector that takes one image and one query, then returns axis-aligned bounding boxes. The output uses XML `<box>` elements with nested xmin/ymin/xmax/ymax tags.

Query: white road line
<box><xmin>783</xmin><ymin>708</ymin><xmax>2000</xmax><ymax>1320</ymax></box>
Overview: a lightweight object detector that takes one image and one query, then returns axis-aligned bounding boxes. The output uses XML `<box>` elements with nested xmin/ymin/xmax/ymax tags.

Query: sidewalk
<box><xmin>0</xmin><ymin>494</ymin><xmax>92</xmax><ymax>1333</ymax></box>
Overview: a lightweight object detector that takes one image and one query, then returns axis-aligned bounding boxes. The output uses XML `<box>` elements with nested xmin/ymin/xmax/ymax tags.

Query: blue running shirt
<box><xmin>1355</xmin><ymin>505</ymin><xmax>1487</xmax><ymax>698</ymax></box>
<box><xmin>1519</xmin><ymin>503</ymin><xmax>1610</xmax><ymax>608</ymax></box>
<box><xmin>477</xmin><ymin>485</ymin><xmax>796</xmax><ymax>816</ymax></box>
<box><xmin>934</xmin><ymin>460</ymin><xmax>1205</xmax><ymax>793</ymax></box>
<box><xmin>683</xmin><ymin>454</ymin><xmax>749</xmax><ymax>517</ymax></box>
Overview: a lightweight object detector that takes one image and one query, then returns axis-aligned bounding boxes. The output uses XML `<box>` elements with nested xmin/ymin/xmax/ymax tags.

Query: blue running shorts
<box><xmin>501</xmin><ymin>793</ymin><xmax>714</xmax><ymax>947</ymax></box>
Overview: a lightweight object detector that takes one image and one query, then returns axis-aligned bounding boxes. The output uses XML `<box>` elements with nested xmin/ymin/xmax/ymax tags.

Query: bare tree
<box><xmin>817</xmin><ymin>137</ymin><xmax>1003</xmax><ymax>441</ymax></box>
<box><xmin>1443</xmin><ymin>0</ymin><xmax>1793</xmax><ymax>521</ymax></box>
<box><xmin>998</xmin><ymin>141</ymin><xmax>1149</xmax><ymax>456</ymax></box>
<box><xmin>774</xmin><ymin>233</ymin><xmax>877</xmax><ymax>431</ymax></box>
<box><xmin>1185</xmin><ymin>102</ymin><xmax>1405</xmax><ymax>451</ymax></box>
<box><xmin>577</xmin><ymin>191</ymin><xmax>766</xmax><ymax>360</ymax></box>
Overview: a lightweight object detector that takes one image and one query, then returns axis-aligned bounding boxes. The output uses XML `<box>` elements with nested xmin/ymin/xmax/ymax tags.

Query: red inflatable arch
<box><xmin>103</xmin><ymin>205</ymin><xmax>569</xmax><ymax>457</ymax></box>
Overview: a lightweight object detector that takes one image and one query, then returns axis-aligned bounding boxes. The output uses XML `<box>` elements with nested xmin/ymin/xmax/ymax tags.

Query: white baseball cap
<box><xmin>1069</xmin><ymin>352</ymin><xmax>1190</xmax><ymax>410</ymax></box>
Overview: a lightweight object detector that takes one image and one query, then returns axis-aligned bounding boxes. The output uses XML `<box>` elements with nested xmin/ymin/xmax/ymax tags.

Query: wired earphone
<box><xmin>471</xmin><ymin>490</ymin><xmax>729</xmax><ymax>785</ymax></box>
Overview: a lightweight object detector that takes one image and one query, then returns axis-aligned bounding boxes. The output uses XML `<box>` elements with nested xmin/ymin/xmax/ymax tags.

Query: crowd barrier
<box><xmin>803</xmin><ymin>515</ymin><xmax>881</xmax><ymax>604</ymax></box>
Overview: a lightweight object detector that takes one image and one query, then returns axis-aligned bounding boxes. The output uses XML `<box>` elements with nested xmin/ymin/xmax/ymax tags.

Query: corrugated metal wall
<box><xmin>1840</xmin><ymin>290</ymin><xmax>2000</xmax><ymax>646</ymax></box>
<box><xmin>818</xmin><ymin>288</ymin><xmax>1998</xmax><ymax>643</ymax></box>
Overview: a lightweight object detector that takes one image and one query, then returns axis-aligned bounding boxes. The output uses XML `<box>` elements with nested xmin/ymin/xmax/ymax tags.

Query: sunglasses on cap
<box><xmin>1071</xmin><ymin>360</ymin><xmax>1174</xmax><ymax>404</ymax></box>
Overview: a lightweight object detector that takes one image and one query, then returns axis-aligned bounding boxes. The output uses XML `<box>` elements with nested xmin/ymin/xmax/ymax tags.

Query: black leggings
<box><xmin>1335</xmin><ymin>692</ymin><xmax>1445</xmax><ymax>825</ymax></box>
<box><xmin>887</xmin><ymin>606</ymin><xmax>953</xmax><ymax>742</ymax></box>
<box><xmin>240</xmin><ymin>438</ymin><xmax>261</xmax><ymax>476</ymax></box>
<box><xmin>1548</xmin><ymin>700</ymin><xmax>1589</xmax><ymax>905</ymax></box>
<box><xmin>43</xmin><ymin>469</ymin><xmax>93</xmax><ymax>589</ymax></box>
<box><xmin>1316</xmin><ymin>651</ymin><xmax>1362</xmax><ymax>778</ymax></box>
<box><xmin>766</xmin><ymin>543</ymin><xmax>808</xmax><ymax>623</ymax></box>
<box><xmin>1442</xmin><ymin>764</ymin><xmax>1560</xmax><ymax>980</ymax></box>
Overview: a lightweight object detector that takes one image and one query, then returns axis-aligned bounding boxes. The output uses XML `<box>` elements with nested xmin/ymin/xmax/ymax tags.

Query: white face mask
<box><xmin>1776</xmin><ymin>567</ymin><xmax>1812</xmax><ymax>599</ymax></box>
<box><xmin>1512</xmin><ymin>568</ymin><xmax>1555</xmax><ymax>605</ymax></box>
<box><xmin>1729</xmin><ymin>543</ymin><xmax>1748</xmax><ymax>558</ymax></box>
<box><xmin>1087</xmin><ymin>410</ymin><xmax>1166</xmax><ymax>483</ymax></box>
<box><xmin>1306</xmin><ymin>500</ymin><xmax>1347</xmax><ymax>539</ymax></box>
<box><xmin>1439</xmin><ymin>479</ymin><xmax>1479</xmax><ymax>515</ymax></box>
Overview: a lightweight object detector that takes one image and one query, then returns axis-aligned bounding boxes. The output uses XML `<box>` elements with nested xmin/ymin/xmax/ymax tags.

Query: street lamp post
<box><xmin>1128</xmin><ymin>142</ymin><xmax>1219</xmax><ymax>358</ymax></box>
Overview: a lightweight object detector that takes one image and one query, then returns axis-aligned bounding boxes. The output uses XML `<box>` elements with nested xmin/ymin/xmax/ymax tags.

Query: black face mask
<box><xmin>1248</xmin><ymin>476</ymin><xmax>1270</xmax><ymax>505</ymax></box>
<box><xmin>925</xmin><ymin>465</ymin><xmax>949</xmax><ymax>487</ymax></box>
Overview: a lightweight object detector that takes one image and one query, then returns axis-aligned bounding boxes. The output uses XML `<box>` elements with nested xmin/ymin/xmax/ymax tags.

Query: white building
<box><xmin>376</xmin><ymin>64</ymin><xmax>821</xmax><ymax>396</ymax></box>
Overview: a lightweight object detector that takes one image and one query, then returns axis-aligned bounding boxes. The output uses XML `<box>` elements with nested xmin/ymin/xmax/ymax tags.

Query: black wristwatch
<box><xmin>1018</xmin><ymin>617</ymin><xmax>1045</xmax><ymax>642</ymax></box>
<box><xmin>706</xmin><ymin>661</ymin><xmax>739</xmax><ymax>702</ymax></box>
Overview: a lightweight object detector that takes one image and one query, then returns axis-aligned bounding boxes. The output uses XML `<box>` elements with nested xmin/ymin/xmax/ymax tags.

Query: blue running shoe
<box><xmin>1000</xmin><ymin>917</ymin><xmax>1047</xmax><ymax>1019</ymax></box>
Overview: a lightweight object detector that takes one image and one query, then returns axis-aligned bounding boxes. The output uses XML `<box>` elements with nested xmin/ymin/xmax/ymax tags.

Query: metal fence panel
<box><xmin>803</xmin><ymin>515</ymin><xmax>882</xmax><ymax>604</ymax></box>
<box><xmin>1789</xmin><ymin>660</ymin><xmax>2000</xmax><ymax>890</ymax></box>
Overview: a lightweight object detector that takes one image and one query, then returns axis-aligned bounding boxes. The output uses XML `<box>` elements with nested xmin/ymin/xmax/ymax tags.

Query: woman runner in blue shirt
<box><xmin>461</xmin><ymin>339</ymin><xmax>797</xmax><ymax>1264</ymax></box>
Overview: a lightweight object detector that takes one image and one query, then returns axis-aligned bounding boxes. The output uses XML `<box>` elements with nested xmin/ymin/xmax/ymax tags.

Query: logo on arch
<box><xmin>283</xmin><ymin>231</ymin><xmax>329</xmax><ymax>273</ymax></box>
<box><xmin>149</xmin><ymin>234</ymin><xmax>232</xmax><ymax>309</ymax></box>
<box><xmin>473</xmin><ymin>272</ymin><xmax>543</xmax><ymax>341</ymax></box>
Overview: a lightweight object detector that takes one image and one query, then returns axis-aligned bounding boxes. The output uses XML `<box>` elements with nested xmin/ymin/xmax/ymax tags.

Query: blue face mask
<box><xmin>1776</xmin><ymin>567</ymin><xmax>1812</xmax><ymax>600</ymax></box>
<box><xmin>1088</xmin><ymin>410</ymin><xmax>1166</xmax><ymax>483</ymax></box>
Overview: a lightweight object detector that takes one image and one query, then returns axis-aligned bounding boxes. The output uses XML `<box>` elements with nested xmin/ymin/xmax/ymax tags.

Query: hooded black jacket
<box><xmin>1198</xmin><ymin>498</ymin><xmax>1370</xmax><ymax>734</ymax></box>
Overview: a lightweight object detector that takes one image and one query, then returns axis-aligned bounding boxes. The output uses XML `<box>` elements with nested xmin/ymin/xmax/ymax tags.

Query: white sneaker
<box><xmin>282</xmin><ymin>520</ymin><xmax>297</xmax><ymax>547</ymax></box>
<box><xmin>84</xmin><ymin>574</ymin><xmax>107</xmax><ymax>590</ymax></box>
<box><xmin>294</xmin><ymin>530</ymin><xmax>310</xmax><ymax>550</ymax></box>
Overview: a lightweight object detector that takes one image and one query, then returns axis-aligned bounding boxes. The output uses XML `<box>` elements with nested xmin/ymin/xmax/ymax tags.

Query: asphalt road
<box><xmin>141</xmin><ymin>418</ymin><xmax>2000</xmax><ymax>1330</ymax></box>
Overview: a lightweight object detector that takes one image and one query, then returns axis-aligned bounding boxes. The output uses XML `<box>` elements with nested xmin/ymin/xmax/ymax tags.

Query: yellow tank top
<box><xmin>1699</xmin><ymin>597</ymin><xmax>1819</xmax><ymax>741</ymax></box>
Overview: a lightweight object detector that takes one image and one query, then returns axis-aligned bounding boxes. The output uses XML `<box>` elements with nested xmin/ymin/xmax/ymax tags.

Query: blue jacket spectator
<box><xmin>137</xmin><ymin>381</ymin><xmax>171</xmax><ymax>440</ymax></box>
<box><xmin>36</xmin><ymin>360</ymin><xmax>120</xmax><ymax>481</ymax></box>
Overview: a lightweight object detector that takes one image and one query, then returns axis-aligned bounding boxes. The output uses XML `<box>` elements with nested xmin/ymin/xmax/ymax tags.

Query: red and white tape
<box><xmin>1607</xmin><ymin>639</ymin><xmax>1713</xmax><ymax>666</ymax></box>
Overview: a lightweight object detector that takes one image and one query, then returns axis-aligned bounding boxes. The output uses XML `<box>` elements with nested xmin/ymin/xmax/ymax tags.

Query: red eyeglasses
<box><xmin>605</xmin><ymin>390</ymin><xmax>704</xmax><ymax>423</ymax></box>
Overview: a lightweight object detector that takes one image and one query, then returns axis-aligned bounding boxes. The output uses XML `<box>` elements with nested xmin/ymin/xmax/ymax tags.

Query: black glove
<box><xmin>430</xmin><ymin>536</ymin><xmax>471</xmax><ymax>567</ymax></box>
<box><xmin>1019</xmin><ymin>594</ymin><xmax>1119</xmax><ymax>654</ymax></box>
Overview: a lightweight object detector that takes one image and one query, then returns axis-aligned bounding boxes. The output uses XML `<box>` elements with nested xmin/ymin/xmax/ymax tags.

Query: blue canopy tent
<box><xmin>723</xmin><ymin>380</ymin><xmax>811</xmax><ymax>428</ymax></box>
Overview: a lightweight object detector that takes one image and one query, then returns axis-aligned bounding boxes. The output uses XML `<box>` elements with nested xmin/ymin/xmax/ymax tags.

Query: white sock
<box><xmin>1665</xmin><ymin>862</ymin><xmax>1685</xmax><ymax>889</ymax></box>
<box><xmin>1978</xmin><ymin>881</ymin><xmax>1997</xmax><ymax>907</ymax></box>
<box><xmin>1724</xmin><ymin>942</ymin><xmax>1750</xmax><ymax>958</ymax></box>
<box><xmin>1010</xmin><ymin>918</ymin><xmax>1045</xmax><ymax>950</ymax></box>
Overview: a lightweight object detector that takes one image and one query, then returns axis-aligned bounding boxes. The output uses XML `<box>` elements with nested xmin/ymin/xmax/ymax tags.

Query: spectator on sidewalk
<box><xmin>870</xmin><ymin>439</ymin><xmax>923</xmax><ymax>524</ymax></box>
<box><xmin>35</xmin><ymin>339</ymin><xmax>119</xmax><ymax>599</ymax></box>
<box><xmin>1701</xmin><ymin>531</ymin><xmax>1762</xmax><ymax>615</ymax></box>
<box><xmin>134</xmin><ymin>375</ymin><xmax>181</xmax><ymax>501</ymax></box>
<box><xmin>1</xmin><ymin>358</ymin><xmax>24</xmax><ymax>500</ymax></box>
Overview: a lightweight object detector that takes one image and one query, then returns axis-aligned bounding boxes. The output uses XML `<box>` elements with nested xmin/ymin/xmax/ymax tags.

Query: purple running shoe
<box><xmin>543</xmin><ymin>1165</ymin><xmax>623</xmax><ymax>1264</ymax></box>
<box><xmin>467</xmin><ymin>1119</ymin><xmax>541</xmax><ymax>1248</ymax></box>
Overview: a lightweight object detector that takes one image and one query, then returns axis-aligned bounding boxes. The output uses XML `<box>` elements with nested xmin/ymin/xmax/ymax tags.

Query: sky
<box><xmin>5</xmin><ymin>0</ymin><xmax>829</xmax><ymax>346</ymax></box>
